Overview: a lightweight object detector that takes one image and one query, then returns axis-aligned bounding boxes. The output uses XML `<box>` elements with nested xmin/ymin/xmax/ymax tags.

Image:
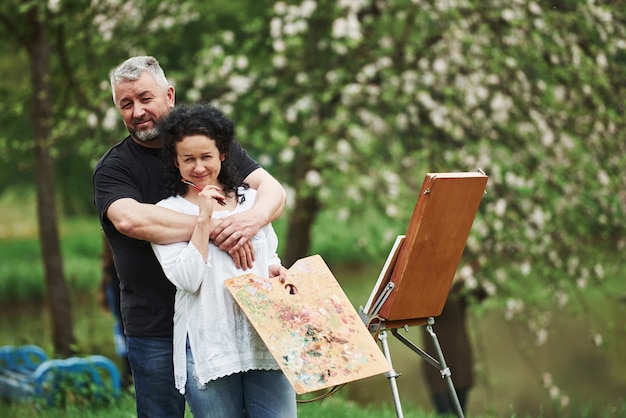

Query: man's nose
<box><xmin>133</xmin><ymin>103</ymin><xmax>147</xmax><ymax>118</ymax></box>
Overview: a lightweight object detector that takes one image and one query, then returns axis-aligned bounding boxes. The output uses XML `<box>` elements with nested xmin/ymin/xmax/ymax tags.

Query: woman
<box><xmin>151</xmin><ymin>103</ymin><xmax>296</xmax><ymax>418</ymax></box>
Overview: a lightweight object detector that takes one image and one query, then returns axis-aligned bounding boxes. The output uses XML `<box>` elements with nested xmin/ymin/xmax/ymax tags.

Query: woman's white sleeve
<box><xmin>265</xmin><ymin>223</ymin><xmax>282</xmax><ymax>267</ymax></box>
<box><xmin>151</xmin><ymin>241</ymin><xmax>210</xmax><ymax>293</ymax></box>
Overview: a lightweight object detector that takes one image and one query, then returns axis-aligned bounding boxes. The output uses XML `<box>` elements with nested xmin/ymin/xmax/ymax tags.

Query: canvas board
<box><xmin>367</xmin><ymin>172</ymin><xmax>488</xmax><ymax>324</ymax></box>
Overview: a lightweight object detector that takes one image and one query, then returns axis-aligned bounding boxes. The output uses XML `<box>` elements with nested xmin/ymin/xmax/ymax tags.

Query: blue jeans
<box><xmin>127</xmin><ymin>336</ymin><xmax>186</xmax><ymax>418</ymax></box>
<box><xmin>184</xmin><ymin>347</ymin><xmax>296</xmax><ymax>418</ymax></box>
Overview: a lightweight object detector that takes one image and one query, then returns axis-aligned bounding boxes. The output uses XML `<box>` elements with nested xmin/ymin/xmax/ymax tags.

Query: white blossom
<box><xmin>504</xmin><ymin>298</ymin><xmax>525</xmax><ymax>320</ymax></box>
<box><xmin>432</xmin><ymin>58</ymin><xmax>447</xmax><ymax>74</ymax></box>
<box><xmin>549</xmin><ymin>386</ymin><xmax>560</xmax><ymax>399</ymax></box>
<box><xmin>385</xmin><ymin>204</ymin><xmax>398</xmax><ymax>217</ymax></box>
<box><xmin>86</xmin><ymin>113</ymin><xmax>98</xmax><ymax>128</ymax></box>
<box><xmin>528</xmin><ymin>2</ymin><xmax>541</xmax><ymax>15</ymax></box>
<box><xmin>305</xmin><ymin>170</ymin><xmax>323</xmax><ymax>187</ymax></box>
<box><xmin>592</xmin><ymin>332</ymin><xmax>603</xmax><ymax>347</ymax></box>
<box><xmin>272</xmin><ymin>55</ymin><xmax>287</xmax><ymax>69</ymax></box>
<box><xmin>102</xmin><ymin>107</ymin><xmax>119</xmax><ymax>131</ymax></box>
<box><xmin>279</xmin><ymin>148</ymin><xmax>295</xmax><ymax>163</ymax></box>
<box><xmin>274</xmin><ymin>1</ymin><xmax>287</xmax><ymax>15</ymax></box>
<box><xmin>270</xmin><ymin>17</ymin><xmax>282</xmax><ymax>38</ymax></box>
<box><xmin>221</xmin><ymin>31</ymin><xmax>234</xmax><ymax>44</ymax></box>
<box><xmin>48</xmin><ymin>0</ymin><xmax>61</xmax><ymax>13</ymax></box>
<box><xmin>597</xmin><ymin>170</ymin><xmax>610</xmax><ymax>186</ymax></box>
<box><xmin>494</xmin><ymin>198</ymin><xmax>507</xmax><ymax>217</ymax></box>
<box><xmin>535</xmin><ymin>328</ymin><xmax>548</xmax><ymax>346</ymax></box>
<box><xmin>337</xmin><ymin>139</ymin><xmax>351</xmax><ymax>156</ymax></box>
<box><xmin>594</xmin><ymin>263</ymin><xmax>605</xmax><ymax>279</ymax></box>
<box><xmin>228</xmin><ymin>75</ymin><xmax>252</xmax><ymax>94</ymax></box>
<box><xmin>258</xmin><ymin>154</ymin><xmax>272</xmax><ymax>167</ymax></box>
<box><xmin>332</xmin><ymin>13</ymin><xmax>362</xmax><ymax>41</ymax></box>
<box><xmin>337</xmin><ymin>207</ymin><xmax>349</xmax><ymax>221</ymax></box>
<box><xmin>520</xmin><ymin>261</ymin><xmax>531</xmax><ymax>276</ymax></box>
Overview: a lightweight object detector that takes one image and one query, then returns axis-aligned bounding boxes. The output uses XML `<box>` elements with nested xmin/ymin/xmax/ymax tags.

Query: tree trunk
<box><xmin>282</xmin><ymin>194</ymin><xmax>320</xmax><ymax>268</ymax></box>
<box><xmin>27</xmin><ymin>7</ymin><xmax>76</xmax><ymax>357</ymax></box>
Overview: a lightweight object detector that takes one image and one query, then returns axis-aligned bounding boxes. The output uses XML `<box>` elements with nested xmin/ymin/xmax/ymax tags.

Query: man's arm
<box><xmin>107</xmin><ymin>198</ymin><xmax>197</xmax><ymax>244</ymax></box>
<box><xmin>211</xmin><ymin>167</ymin><xmax>286</xmax><ymax>253</ymax></box>
<box><xmin>243</xmin><ymin>167</ymin><xmax>287</xmax><ymax>224</ymax></box>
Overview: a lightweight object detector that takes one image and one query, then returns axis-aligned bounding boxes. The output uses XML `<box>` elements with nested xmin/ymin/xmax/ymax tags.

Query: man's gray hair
<box><xmin>110</xmin><ymin>56</ymin><xmax>170</xmax><ymax>104</ymax></box>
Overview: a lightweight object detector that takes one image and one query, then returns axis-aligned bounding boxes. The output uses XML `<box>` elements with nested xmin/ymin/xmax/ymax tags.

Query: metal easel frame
<box><xmin>359</xmin><ymin>299</ymin><xmax>465</xmax><ymax>418</ymax></box>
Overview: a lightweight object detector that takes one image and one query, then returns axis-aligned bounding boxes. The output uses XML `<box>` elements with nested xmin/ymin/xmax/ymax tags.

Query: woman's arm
<box><xmin>150</xmin><ymin>189</ymin><xmax>221</xmax><ymax>293</ymax></box>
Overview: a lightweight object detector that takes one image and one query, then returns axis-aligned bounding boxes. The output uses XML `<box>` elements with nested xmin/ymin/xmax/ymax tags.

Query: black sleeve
<box><xmin>230</xmin><ymin>141</ymin><xmax>261</xmax><ymax>184</ymax></box>
<box><xmin>93</xmin><ymin>151</ymin><xmax>142</xmax><ymax>226</ymax></box>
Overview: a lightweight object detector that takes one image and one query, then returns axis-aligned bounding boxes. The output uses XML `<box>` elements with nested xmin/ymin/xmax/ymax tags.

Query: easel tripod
<box><xmin>360</xmin><ymin>308</ymin><xmax>465</xmax><ymax>418</ymax></box>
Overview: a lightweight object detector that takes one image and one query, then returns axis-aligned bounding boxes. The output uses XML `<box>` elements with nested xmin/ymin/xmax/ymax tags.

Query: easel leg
<box><xmin>425</xmin><ymin>318</ymin><xmax>465</xmax><ymax>418</ymax></box>
<box><xmin>378</xmin><ymin>331</ymin><xmax>404</xmax><ymax>418</ymax></box>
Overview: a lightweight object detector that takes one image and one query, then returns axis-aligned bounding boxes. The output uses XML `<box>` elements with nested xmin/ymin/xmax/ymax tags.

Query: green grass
<box><xmin>0</xmin><ymin>394</ymin><xmax>425</xmax><ymax>418</ymax></box>
<box><xmin>0</xmin><ymin>216</ymin><xmax>103</xmax><ymax>302</ymax></box>
<box><xmin>3</xmin><ymin>390</ymin><xmax>624</xmax><ymax>417</ymax></box>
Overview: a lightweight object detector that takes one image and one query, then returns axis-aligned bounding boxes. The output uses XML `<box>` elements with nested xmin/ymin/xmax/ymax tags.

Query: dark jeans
<box><xmin>127</xmin><ymin>336</ymin><xmax>185</xmax><ymax>418</ymax></box>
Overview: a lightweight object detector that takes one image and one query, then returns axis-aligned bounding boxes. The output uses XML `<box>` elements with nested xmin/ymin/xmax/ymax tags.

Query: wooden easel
<box><xmin>360</xmin><ymin>171</ymin><xmax>488</xmax><ymax>418</ymax></box>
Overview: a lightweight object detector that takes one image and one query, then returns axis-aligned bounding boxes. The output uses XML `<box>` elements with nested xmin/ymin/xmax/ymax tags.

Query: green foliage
<box><xmin>35</xmin><ymin>368</ymin><xmax>119</xmax><ymax>409</ymax></box>
<box><xmin>179</xmin><ymin>0</ymin><xmax>626</xmax><ymax>279</ymax></box>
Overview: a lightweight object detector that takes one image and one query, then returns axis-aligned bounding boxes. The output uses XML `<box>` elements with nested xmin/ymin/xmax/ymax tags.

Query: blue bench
<box><xmin>0</xmin><ymin>345</ymin><xmax>121</xmax><ymax>406</ymax></box>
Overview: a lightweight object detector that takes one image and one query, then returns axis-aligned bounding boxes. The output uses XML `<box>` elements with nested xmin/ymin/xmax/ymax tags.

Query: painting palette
<box><xmin>225</xmin><ymin>255</ymin><xmax>391</xmax><ymax>394</ymax></box>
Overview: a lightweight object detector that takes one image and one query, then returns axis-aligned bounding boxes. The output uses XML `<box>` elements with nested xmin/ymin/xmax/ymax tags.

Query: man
<box><xmin>93</xmin><ymin>56</ymin><xmax>286</xmax><ymax>418</ymax></box>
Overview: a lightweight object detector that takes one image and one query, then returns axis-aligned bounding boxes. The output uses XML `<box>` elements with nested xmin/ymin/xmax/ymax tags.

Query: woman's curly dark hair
<box><xmin>159</xmin><ymin>103</ymin><xmax>247</xmax><ymax>201</ymax></box>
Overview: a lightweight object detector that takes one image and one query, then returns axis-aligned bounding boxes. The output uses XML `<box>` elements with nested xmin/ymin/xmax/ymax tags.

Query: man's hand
<box><xmin>211</xmin><ymin>212</ymin><xmax>262</xmax><ymax>270</ymax></box>
<box><xmin>227</xmin><ymin>241</ymin><xmax>255</xmax><ymax>270</ymax></box>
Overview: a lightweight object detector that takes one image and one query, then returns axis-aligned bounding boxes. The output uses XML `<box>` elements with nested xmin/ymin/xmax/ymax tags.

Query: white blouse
<box><xmin>151</xmin><ymin>188</ymin><xmax>281</xmax><ymax>394</ymax></box>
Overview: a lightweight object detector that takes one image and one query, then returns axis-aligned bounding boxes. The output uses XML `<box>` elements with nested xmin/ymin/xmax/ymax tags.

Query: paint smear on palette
<box><xmin>225</xmin><ymin>255</ymin><xmax>391</xmax><ymax>394</ymax></box>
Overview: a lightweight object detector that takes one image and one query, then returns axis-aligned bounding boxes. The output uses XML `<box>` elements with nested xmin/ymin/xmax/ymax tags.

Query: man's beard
<box><xmin>132</xmin><ymin>126</ymin><xmax>160</xmax><ymax>143</ymax></box>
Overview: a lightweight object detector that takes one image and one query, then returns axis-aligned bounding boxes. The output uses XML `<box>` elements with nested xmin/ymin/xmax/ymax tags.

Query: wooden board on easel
<box><xmin>364</xmin><ymin>172</ymin><xmax>488</xmax><ymax>326</ymax></box>
<box><xmin>224</xmin><ymin>255</ymin><xmax>391</xmax><ymax>395</ymax></box>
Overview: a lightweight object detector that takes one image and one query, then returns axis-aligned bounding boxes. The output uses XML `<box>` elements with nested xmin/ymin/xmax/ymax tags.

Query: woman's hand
<box><xmin>197</xmin><ymin>185</ymin><xmax>225</xmax><ymax>221</ymax></box>
<box><xmin>268</xmin><ymin>264</ymin><xmax>287</xmax><ymax>283</ymax></box>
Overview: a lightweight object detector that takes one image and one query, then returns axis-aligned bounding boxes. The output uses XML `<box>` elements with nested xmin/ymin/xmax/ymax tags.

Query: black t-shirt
<box><xmin>93</xmin><ymin>136</ymin><xmax>259</xmax><ymax>337</ymax></box>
